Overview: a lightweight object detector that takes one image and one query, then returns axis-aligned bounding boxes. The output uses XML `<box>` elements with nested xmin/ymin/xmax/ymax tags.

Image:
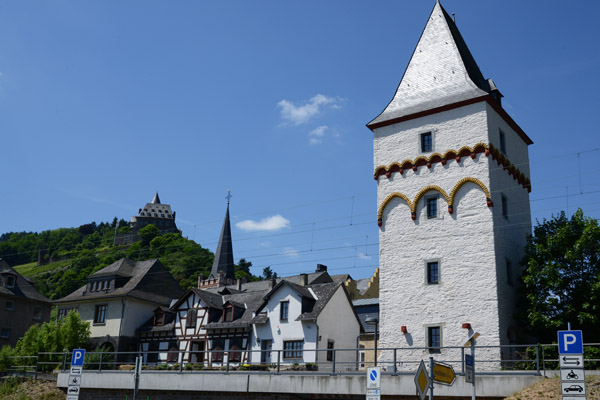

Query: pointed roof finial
<box><xmin>209</xmin><ymin>197</ymin><xmax>235</xmax><ymax>282</ymax></box>
<box><xmin>152</xmin><ymin>192</ymin><xmax>161</xmax><ymax>204</ymax></box>
<box><xmin>226</xmin><ymin>189</ymin><xmax>232</xmax><ymax>206</ymax></box>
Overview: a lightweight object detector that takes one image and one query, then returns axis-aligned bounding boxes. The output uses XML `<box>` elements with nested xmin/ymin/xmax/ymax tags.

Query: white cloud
<box><xmin>235</xmin><ymin>215</ymin><xmax>290</xmax><ymax>232</ymax></box>
<box><xmin>277</xmin><ymin>94</ymin><xmax>341</xmax><ymax>125</ymax></box>
<box><xmin>282</xmin><ymin>247</ymin><xmax>299</xmax><ymax>257</ymax></box>
<box><xmin>357</xmin><ymin>252</ymin><xmax>371</xmax><ymax>260</ymax></box>
<box><xmin>308</xmin><ymin>125</ymin><xmax>328</xmax><ymax>145</ymax></box>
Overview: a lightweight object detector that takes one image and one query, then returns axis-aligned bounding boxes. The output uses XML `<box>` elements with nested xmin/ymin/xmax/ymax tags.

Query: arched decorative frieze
<box><xmin>377</xmin><ymin>177</ymin><xmax>494</xmax><ymax>226</ymax></box>
<box><xmin>377</xmin><ymin>193</ymin><xmax>412</xmax><ymax>226</ymax></box>
<box><xmin>373</xmin><ymin>142</ymin><xmax>532</xmax><ymax>192</ymax></box>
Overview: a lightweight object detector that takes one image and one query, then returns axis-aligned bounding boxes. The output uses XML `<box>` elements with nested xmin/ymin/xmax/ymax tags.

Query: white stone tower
<box><xmin>367</xmin><ymin>1</ymin><xmax>533</xmax><ymax>365</ymax></box>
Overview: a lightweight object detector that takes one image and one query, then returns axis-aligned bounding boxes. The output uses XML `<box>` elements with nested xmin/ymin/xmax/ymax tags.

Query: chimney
<box><xmin>300</xmin><ymin>273</ymin><xmax>308</xmax><ymax>286</ymax></box>
<box><xmin>197</xmin><ymin>274</ymin><xmax>204</xmax><ymax>289</ymax></box>
<box><xmin>316</xmin><ymin>264</ymin><xmax>327</xmax><ymax>273</ymax></box>
<box><xmin>270</xmin><ymin>278</ymin><xmax>276</xmax><ymax>289</ymax></box>
<box><xmin>236</xmin><ymin>279</ymin><xmax>242</xmax><ymax>291</ymax></box>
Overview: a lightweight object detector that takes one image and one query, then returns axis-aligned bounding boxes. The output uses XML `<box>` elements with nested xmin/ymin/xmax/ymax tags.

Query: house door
<box><xmin>191</xmin><ymin>341</ymin><xmax>205</xmax><ymax>363</ymax></box>
<box><xmin>260</xmin><ymin>340</ymin><xmax>272</xmax><ymax>364</ymax></box>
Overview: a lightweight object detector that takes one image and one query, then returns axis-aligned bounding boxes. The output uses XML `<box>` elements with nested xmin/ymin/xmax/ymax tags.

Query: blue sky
<box><xmin>1</xmin><ymin>1</ymin><xmax>599</xmax><ymax>279</ymax></box>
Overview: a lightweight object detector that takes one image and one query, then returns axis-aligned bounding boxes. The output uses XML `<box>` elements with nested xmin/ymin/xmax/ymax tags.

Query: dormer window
<box><xmin>154</xmin><ymin>311</ymin><xmax>165</xmax><ymax>326</ymax></box>
<box><xmin>224</xmin><ymin>306</ymin><xmax>234</xmax><ymax>322</ymax></box>
<box><xmin>5</xmin><ymin>275</ymin><xmax>16</xmax><ymax>288</ymax></box>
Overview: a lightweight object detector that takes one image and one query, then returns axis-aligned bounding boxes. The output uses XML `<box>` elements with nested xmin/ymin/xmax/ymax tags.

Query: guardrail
<box><xmin>7</xmin><ymin>343</ymin><xmax>600</xmax><ymax>379</ymax></box>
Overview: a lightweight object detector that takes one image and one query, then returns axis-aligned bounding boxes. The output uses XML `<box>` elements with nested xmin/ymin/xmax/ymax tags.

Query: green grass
<box><xmin>14</xmin><ymin>259</ymin><xmax>72</xmax><ymax>278</ymax></box>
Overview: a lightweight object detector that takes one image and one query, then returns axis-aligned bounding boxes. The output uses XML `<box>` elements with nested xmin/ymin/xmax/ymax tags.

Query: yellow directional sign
<box><xmin>433</xmin><ymin>362</ymin><xmax>456</xmax><ymax>386</ymax></box>
<box><xmin>414</xmin><ymin>360</ymin><xmax>430</xmax><ymax>400</ymax></box>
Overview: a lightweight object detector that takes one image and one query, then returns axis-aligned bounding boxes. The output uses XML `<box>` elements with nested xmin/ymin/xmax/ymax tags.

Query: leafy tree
<box><xmin>138</xmin><ymin>224</ymin><xmax>160</xmax><ymax>245</ymax></box>
<box><xmin>518</xmin><ymin>209</ymin><xmax>600</xmax><ymax>342</ymax></box>
<box><xmin>262</xmin><ymin>266</ymin><xmax>278</xmax><ymax>280</ymax></box>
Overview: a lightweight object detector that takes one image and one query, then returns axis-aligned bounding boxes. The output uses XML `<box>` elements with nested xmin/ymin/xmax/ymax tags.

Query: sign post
<box><xmin>464</xmin><ymin>332</ymin><xmax>480</xmax><ymax>400</ymax></box>
<box><xmin>366</xmin><ymin>366</ymin><xmax>381</xmax><ymax>400</ymax></box>
<box><xmin>67</xmin><ymin>349</ymin><xmax>85</xmax><ymax>400</ymax></box>
<box><xmin>557</xmin><ymin>330</ymin><xmax>586</xmax><ymax>400</ymax></box>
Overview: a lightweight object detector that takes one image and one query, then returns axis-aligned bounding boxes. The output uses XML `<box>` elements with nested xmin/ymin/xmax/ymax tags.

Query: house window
<box><xmin>506</xmin><ymin>259</ymin><xmax>513</xmax><ymax>286</ymax></box>
<box><xmin>58</xmin><ymin>307</ymin><xmax>77</xmax><ymax>319</ymax></box>
<box><xmin>224</xmin><ymin>307</ymin><xmax>234</xmax><ymax>322</ymax></box>
<box><xmin>211</xmin><ymin>339</ymin><xmax>224</xmax><ymax>362</ymax></box>
<box><xmin>186</xmin><ymin>310</ymin><xmax>197</xmax><ymax>327</ymax></box>
<box><xmin>0</xmin><ymin>328</ymin><xmax>9</xmax><ymax>339</ymax></box>
<box><xmin>501</xmin><ymin>194</ymin><xmax>508</xmax><ymax>219</ymax></box>
<box><xmin>427</xmin><ymin>326</ymin><xmax>442</xmax><ymax>353</ymax></box>
<box><xmin>280</xmin><ymin>301</ymin><xmax>289</xmax><ymax>321</ymax></box>
<box><xmin>167</xmin><ymin>342</ymin><xmax>179</xmax><ymax>363</ymax></box>
<box><xmin>5</xmin><ymin>301</ymin><xmax>14</xmax><ymax>311</ymax></box>
<box><xmin>6</xmin><ymin>276</ymin><xmax>16</xmax><ymax>288</ymax></box>
<box><xmin>499</xmin><ymin>129</ymin><xmax>507</xmax><ymax>155</ymax></box>
<box><xmin>426</xmin><ymin>196</ymin><xmax>438</xmax><ymax>219</ymax></box>
<box><xmin>229</xmin><ymin>338</ymin><xmax>242</xmax><ymax>362</ymax></box>
<box><xmin>427</xmin><ymin>261</ymin><xmax>439</xmax><ymax>285</ymax></box>
<box><xmin>283</xmin><ymin>341</ymin><xmax>303</xmax><ymax>359</ymax></box>
<box><xmin>147</xmin><ymin>341</ymin><xmax>159</xmax><ymax>363</ymax></box>
<box><xmin>33</xmin><ymin>306</ymin><xmax>42</xmax><ymax>320</ymax></box>
<box><xmin>94</xmin><ymin>304</ymin><xmax>107</xmax><ymax>324</ymax></box>
<box><xmin>326</xmin><ymin>340</ymin><xmax>335</xmax><ymax>361</ymax></box>
<box><xmin>154</xmin><ymin>312</ymin><xmax>165</xmax><ymax>326</ymax></box>
<box><xmin>420</xmin><ymin>132</ymin><xmax>433</xmax><ymax>153</ymax></box>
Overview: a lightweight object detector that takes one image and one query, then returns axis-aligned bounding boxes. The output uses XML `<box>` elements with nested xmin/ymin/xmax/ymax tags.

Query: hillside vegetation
<box><xmin>1</xmin><ymin>220</ymin><xmax>257</xmax><ymax>300</ymax></box>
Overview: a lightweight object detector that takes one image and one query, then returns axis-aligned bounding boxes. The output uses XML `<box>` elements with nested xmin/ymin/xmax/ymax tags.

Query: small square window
<box><xmin>280</xmin><ymin>301</ymin><xmax>289</xmax><ymax>321</ymax></box>
<box><xmin>501</xmin><ymin>194</ymin><xmax>508</xmax><ymax>219</ymax></box>
<box><xmin>427</xmin><ymin>326</ymin><xmax>442</xmax><ymax>353</ymax></box>
<box><xmin>499</xmin><ymin>129</ymin><xmax>507</xmax><ymax>155</ymax></box>
<box><xmin>420</xmin><ymin>132</ymin><xmax>433</xmax><ymax>153</ymax></box>
<box><xmin>94</xmin><ymin>304</ymin><xmax>107</xmax><ymax>324</ymax></box>
<box><xmin>0</xmin><ymin>328</ymin><xmax>9</xmax><ymax>339</ymax></box>
<box><xmin>427</xmin><ymin>262</ymin><xmax>439</xmax><ymax>285</ymax></box>
<box><xmin>426</xmin><ymin>196</ymin><xmax>438</xmax><ymax>219</ymax></box>
<box><xmin>5</xmin><ymin>301</ymin><xmax>14</xmax><ymax>311</ymax></box>
<box><xmin>33</xmin><ymin>306</ymin><xmax>42</xmax><ymax>320</ymax></box>
<box><xmin>6</xmin><ymin>276</ymin><xmax>16</xmax><ymax>288</ymax></box>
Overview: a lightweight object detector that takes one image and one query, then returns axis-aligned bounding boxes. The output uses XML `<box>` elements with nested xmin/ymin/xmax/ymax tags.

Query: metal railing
<box><xmin>6</xmin><ymin>343</ymin><xmax>600</xmax><ymax>379</ymax></box>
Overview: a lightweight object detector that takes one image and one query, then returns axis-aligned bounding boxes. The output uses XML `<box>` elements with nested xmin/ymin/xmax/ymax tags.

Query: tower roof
<box><xmin>209</xmin><ymin>203</ymin><xmax>235</xmax><ymax>281</ymax></box>
<box><xmin>368</xmin><ymin>1</ymin><xmax>495</xmax><ymax>128</ymax></box>
<box><xmin>152</xmin><ymin>192</ymin><xmax>161</xmax><ymax>204</ymax></box>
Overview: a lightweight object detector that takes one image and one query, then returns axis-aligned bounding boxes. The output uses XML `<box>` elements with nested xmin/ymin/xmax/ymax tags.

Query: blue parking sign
<box><xmin>71</xmin><ymin>349</ymin><xmax>86</xmax><ymax>367</ymax></box>
<box><xmin>558</xmin><ymin>331</ymin><xmax>583</xmax><ymax>354</ymax></box>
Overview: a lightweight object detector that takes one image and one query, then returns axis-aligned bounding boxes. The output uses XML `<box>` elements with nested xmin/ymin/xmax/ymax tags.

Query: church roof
<box><xmin>209</xmin><ymin>204</ymin><xmax>235</xmax><ymax>281</ymax></box>
<box><xmin>368</xmin><ymin>1</ymin><xmax>495</xmax><ymax>129</ymax></box>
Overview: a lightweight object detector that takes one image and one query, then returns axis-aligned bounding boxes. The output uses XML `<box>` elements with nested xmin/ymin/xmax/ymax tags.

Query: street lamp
<box><xmin>365</xmin><ymin>317</ymin><xmax>379</xmax><ymax>367</ymax></box>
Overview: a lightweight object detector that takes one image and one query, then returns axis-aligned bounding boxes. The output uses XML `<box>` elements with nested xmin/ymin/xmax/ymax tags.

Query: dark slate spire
<box><xmin>209</xmin><ymin>191</ymin><xmax>235</xmax><ymax>281</ymax></box>
<box><xmin>152</xmin><ymin>192</ymin><xmax>161</xmax><ymax>204</ymax></box>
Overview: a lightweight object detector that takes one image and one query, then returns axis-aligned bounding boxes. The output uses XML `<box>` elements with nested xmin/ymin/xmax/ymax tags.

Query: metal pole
<box><xmin>393</xmin><ymin>349</ymin><xmax>397</xmax><ymax>374</ymax></box>
<box><xmin>133</xmin><ymin>356</ymin><xmax>141</xmax><ymax>400</ymax></box>
<box><xmin>471</xmin><ymin>342</ymin><xmax>476</xmax><ymax>400</ymax></box>
<box><xmin>276</xmin><ymin>350</ymin><xmax>281</xmax><ymax>374</ymax></box>
<box><xmin>331</xmin><ymin>349</ymin><xmax>336</xmax><ymax>375</ymax></box>
<box><xmin>429</xmin><ymin>356</ymin><xmax>434</xmax><ymax>400</ymax></box>
<box><xmin>373</xmin><ymin>322</ymin><xmax>378</xmax><ymax>367</ymax></box>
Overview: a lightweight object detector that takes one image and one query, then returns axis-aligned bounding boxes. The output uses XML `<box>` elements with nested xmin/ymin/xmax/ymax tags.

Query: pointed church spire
<box><xmin>368</xmin><ymin>1</ymin><xmax>494</xmax><ymax>129</ymax></box>
<box><xmin>152</xmin><ymin>192</ymin><xmax>161</xmax><ymax>204</ymax></box>
<box><xmin>209</xmin><ymin>191</ymin><xmax>235</xmax><ymax>281</ymax></box>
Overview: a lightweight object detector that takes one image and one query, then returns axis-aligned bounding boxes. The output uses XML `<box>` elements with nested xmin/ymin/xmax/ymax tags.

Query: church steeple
<box><xmin>209</xmin><ymin>191</ymin><xmax>235</xmax><ymax>281</ymax></box>
<box><xmin>152</xmin><ymin>192</ymin><xmax>161</xmax><ymax>204</ymax></box>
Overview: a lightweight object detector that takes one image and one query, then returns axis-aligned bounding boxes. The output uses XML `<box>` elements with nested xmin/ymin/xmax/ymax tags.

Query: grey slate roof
<box><xmin>368</xmin><ymin>1</ymin><xmax>492</xmax><ymax>128</ymax></box>
<box><xmin>353</xmin><ymin>298</ymin><xmax>379</xmax><ymax>334</ymax></box>
<box><xmin>54</xmin><ymin>258</ymin><xmax>184</xmax><ymax>306</ymax></box>
<box><xmin>0</xmin><ymin>259</ymin><xmax>51</xmax><ymax>304</ymax></box>
<box><xmin>295</xmin><ymin>282</ymin><xmax>340</xmax><ymax>322</ymax></box>
<box><xmin>204</xmin><ymin>289</ymin><xmax>266</xmax><ymax>330</ymax></box>
<box><xmin>136</xmin><ymin>308</ymin><xmax>176</xmax><ymax>333</ymax></box>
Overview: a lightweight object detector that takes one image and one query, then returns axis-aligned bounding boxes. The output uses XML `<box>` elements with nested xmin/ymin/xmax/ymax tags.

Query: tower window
<box><xmin>426</xmin><ymin>261</ymin><xmax>439</xmax><ymax>285</ymax></box>
<box><xmin>499</xmin><ymin>129</ymin><xmax>507</xmax><ymax>155</ymax></box>
<box><xmin>501</xmin><ymin>194</ymin><xmax>508</xmax><ymax>219</ymax></box>
<box><xmin>427</xmin><ymin>326</ymin><xmax>442</xmax><ymax>353</ymax></box>
<box><xmin>420</xmin><ymin>132</ymin><xmax>433</xmax><ymax>152</ymax></box>
<box><xmin>426</xmin><ymin>196</ymin><xmax>438</xmax><ymax>219</ymax></box>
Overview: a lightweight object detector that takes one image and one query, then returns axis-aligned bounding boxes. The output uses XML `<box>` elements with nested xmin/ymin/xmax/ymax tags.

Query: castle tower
<box><xmin>368</xmin><ymin>1</ymin><xmax>533</xmax><ymax>364</ymax></box>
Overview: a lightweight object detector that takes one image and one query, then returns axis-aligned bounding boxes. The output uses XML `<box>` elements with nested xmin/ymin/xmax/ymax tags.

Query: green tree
<box><xmin>518</xmin><ymin>209</ymin><xmax>600</xmax><ymax>342</ymax></box>
<box><xmin>262</xmin><ymin>266</ymin><xmax>278</xmax><ymax>280</ymax></box>
<box><xmin>138</xmin><ymin>224</ymin><xmax>160</xmax><ymax>245</ymax></box>
<box><xmin>15</xmin><ymin>311</ymin><xmax>90</xmax><ymax>355</ymax></box>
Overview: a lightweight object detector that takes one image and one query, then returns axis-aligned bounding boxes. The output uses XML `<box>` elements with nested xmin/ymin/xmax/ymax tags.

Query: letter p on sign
<box><xmin>558</xmin><ymin>331</ymin><xmax>583</xmax><ymax>354</ymax></box>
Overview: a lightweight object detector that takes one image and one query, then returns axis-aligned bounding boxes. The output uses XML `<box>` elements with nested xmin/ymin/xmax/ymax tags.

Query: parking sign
<box><xmin>557</xmin><ymin>331</ymin><xmax>583</xmax><ymax>354</ymax></box>
<box><xmin>71</xmin><ymin>349</ymin><xmax>86</xmax><ymax>367</ymax></box>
